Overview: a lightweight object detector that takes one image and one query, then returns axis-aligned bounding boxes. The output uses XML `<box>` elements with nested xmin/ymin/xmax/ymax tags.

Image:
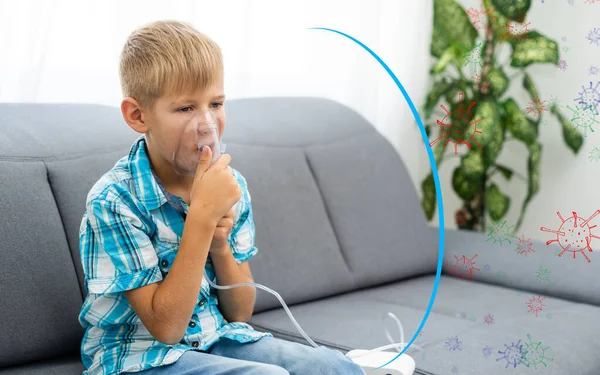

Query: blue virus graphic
<box><xmin>445</xmin><ymin>336</ymin><xmax>463</xmax><ymax>351</ymax></box>
<box><xmin>557</xmin><ymin>59</ymin><xmax>568</xmax><ymax>71</ymax></box>
<box><xmin>522</xmin><ymin>334</ymin><xmax>554</xmax><ymax>369</ymax></box>
<box><xmin>486</xmin><ymin>220</ymin><xmax>516</xmax><ymax>245</ymax></box>
<box><xmin>483</xmin><ymin>264</ymin><xmax>491</xmax><ymax>271</ymax></box>
<box><xmin>451</xmin><ymin>365</ymin><xmax>459</xmax><ymax>374</ymax></box>
<box><xmin>586</xmin><ymin>28</ymin><xmax>600</xmax><ymax>46</ymax></box>
<box><xmin>497</xmin><ymin>340</ymin><xmax>526</xmax><ymax>368</ymax></box>
<box><xmin>482</xmin><ymin>345</ymin><xmax>492</xmax><ymax>358</ymax></box>
<box><xmin>590</xmin><ymin>66</ymin><xmax>600</xmax><ymax>75</ymax></box>
<box><xmin>574</xmin><ymin>81</ymin><xmax>600</xmax><ymax>114</ymax></box>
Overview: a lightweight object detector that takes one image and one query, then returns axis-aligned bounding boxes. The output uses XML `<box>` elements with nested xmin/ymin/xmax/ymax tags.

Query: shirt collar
<box><xmin>128</xmin><ymin>135</ymin><xmax>168</xmax><ymax>211</ymax></box>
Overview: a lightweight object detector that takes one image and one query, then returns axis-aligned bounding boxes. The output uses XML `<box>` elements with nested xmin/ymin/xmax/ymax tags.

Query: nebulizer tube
<box><xmin>173</xmin><ymin>111</ymin><xmax>421</xmax><ymax>359</ymax></box>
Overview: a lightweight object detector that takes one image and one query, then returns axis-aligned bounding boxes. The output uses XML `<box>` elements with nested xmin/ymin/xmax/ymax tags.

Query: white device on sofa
<box><xmin>204</xmin><ymin>274</ymin><xmax>419</xmax><ymax>375</ymax></box>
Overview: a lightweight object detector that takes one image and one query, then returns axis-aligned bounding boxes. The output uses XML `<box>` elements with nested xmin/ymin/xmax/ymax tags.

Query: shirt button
<box><xmin>192</xmin><ymin>341</ymin><xmax>199</xmax><ymax>347</ymax></box>
<box><xmin>161</xmin><ymin>260</ymin><xmax>169</xmax><ymax>267</ymax></box>
<box><xmin>189</xmin><ymin>321</ymin><xmax>196</xmax><ymax>328</ymax></box>
<box><xmin>198</xmin><ymin>300</ymin><xmax>205</xmax><ymax>307</ymax></box>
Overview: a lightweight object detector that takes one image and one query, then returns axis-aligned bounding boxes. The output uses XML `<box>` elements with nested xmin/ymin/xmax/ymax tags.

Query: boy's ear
<box><xmin>121</xmin><ymin>97</ymin><xmax>149</xmax><ymax>134</ymax></box>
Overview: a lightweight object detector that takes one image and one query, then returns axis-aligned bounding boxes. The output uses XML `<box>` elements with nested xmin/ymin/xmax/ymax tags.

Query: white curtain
<box><xmin>0</xmin><ymin>0</ymin><xmax>434</xmax><ymax>190</ymax></box>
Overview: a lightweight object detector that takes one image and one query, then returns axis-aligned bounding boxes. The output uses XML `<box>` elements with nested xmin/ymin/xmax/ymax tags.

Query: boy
<box><xmin>77</xmin><ymin>20</ymin><xmax>366</xmax><ymax>375</ymax></box>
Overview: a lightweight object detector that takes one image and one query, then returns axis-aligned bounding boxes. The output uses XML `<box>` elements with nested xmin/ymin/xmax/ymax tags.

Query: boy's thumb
<box><xmin>197</xmin><ymin>145</ymin><xmax>212</xmax><ymax>170</ymax></box>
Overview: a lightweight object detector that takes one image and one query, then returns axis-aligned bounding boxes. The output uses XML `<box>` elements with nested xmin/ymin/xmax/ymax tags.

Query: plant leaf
<box><xmin>452</xmin><ymin>167</ymin><xmax>479</xmax><ymax>201</ymax></box>
<box><xmin>461</xmin><ymin>148</ymin><xmax>485</xmax><ymax>181</ymax></box>
<box><xmin>485</xmin><ymin>183</ymin><xmax>510</xmax><ymax>221</ymax></box>
<box><xmin>432</xmin><ymin>44</ymin><xmax>462</xmax><ymax>74</ymax></box>
<box><xmin>433</xmin><ymin>139</ymin><xmax>446</xmax><ymax>166</ymax></box>
<box><xmin>527</xmin><ymin>143</ymin><xmax>541</xmax><ymax>198</ymax></box>
<box><xmin>503</xmin><ymin>98</ymin><xmax>538</xmax><ymax>145</ymax></box>
<box><xmin>522</xmin><ymin>73</ymin><xmax>540</xmax><ymax>101</ymax></box>
<box><xmin>483</xmin><ymin>111</ymin><xmax>505</xmax><ymax>169</ymax></box>
<box><xmin>484</xmin><ymin>0</ymin><xmax>510</xmax><ymax>40</ymax></box>
<box><xmin>434</xmin><ymin>0</ymin><xmax>478</xmax><ymax>49</ymax></box>
<box><xmin>423</xmin><ymin>79</ymin><xmax>452</xmax><ymax>119</ymax></box>
<box><xmin>491</xmin><ymin>0</ymin><xmax>531</xmax><ymax>19</ymax></box>
<box><xmin>495</xmin><ymin>164</ymin><xmax>513</xmax><ymax>180</ymax></box>
<box><xmin>510</xmin><ymin>31</ymin><xmax>559</xmax><ymax>68</ymax></box>
<box><xmin>551</xmin><ymin>106</ymin><xmax>584</xmax><ymax>153</ymax></box>
<box><xmin>487</xmin><ymin>67</ymin><xmax>509</xmax><ymax>98</ymax></box>
<box><xmin>431</xmin><ymin>19</ymin><xmax>451</xmax><ymax>58</ymax></box>
<box><xmin>471</xmin><ymin>98</ymin><xmax>500</xmax><ymax>147</ymax></box>
<box><xmin>421</xmin><ymin>174</ymin><xmax>437</xmax><ymax>220</ymax></box>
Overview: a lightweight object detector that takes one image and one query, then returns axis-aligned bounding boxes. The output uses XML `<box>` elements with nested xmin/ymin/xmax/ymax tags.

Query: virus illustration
<box><xmin>483</xmin><ymin>264</ymin><xmax>491</xmax><ymax>271</ymax></box>
<box><xmin>557</xmin><ymin>59</ymin><xmax>568</xmax><ymax>71</ymax></box>
<box><xmin>569</xmin><ymin>0</ymin><xmax>574</xmax><ymax>4</ymax></box>
<box><xmin>467</xmin><ymin>4</ymin><xmax>496</xmax><ymax>35</ymax></box>
<box><xmin>502</xmin><ymin>11</ymin><xmax>531</xmax><ymax>42</ymax></box>
<box><xmin>589</xmin><ymin>145</ymin><xmax>600</xmax><ymax>162</ymax></box>
<box><xmin>567</xmin><ymin>104</ymin><xmax>598</xmax><ymax>137</ymax></box>
<box><xmin>522</xmin><ymin>333</ymin><xmax>554</xmax><ymax>369</ymax></box>
<box><xmin>471</xmin><ymin>73</ymin><xmax>491</xmax><ymax>94</ymax></box>
<box><xmin>586</xmin><ymin>28</ymin><xmax>600</xmax><ymax>46</ymax></box>
<box><xmin>469</xmin><ymin>316</ymin><xmax>476</xmax><ymax>322</ymax></box>
<box><xmin>444</xmin><ymin>336</ymin><xmax>463</xmax><ymax>351</ymax></box>
<box><xmin>451</xmin><ymin>365</ymin><xmax>459</xmax><ymax>374</ymax></box>
<box><xmin>536</xmin><ymin>265</ymin><xmax>551</xmax><ymax>282</ymax></box>
<box><xmin>486</xmin><ymin>220</ymin><xmax>516</xmax><ymax>245</ymax></box>
<box><xmin>574</xmin><ymin>81</ymin><xmax>600</xmax><ymax>114</ymax></box>
<box><xmin>540</xmin><ymin>210</ymin><xmax>600</xmax><ymax>263</ymax></box>
<box><xmin>482</xmin><ymin>346</ymin><xmax>493</xmax><ymax>358</ymax></box>
<box><xmin>461</xmin><ymin>43</ymin><xmax>484</xmax><ymax>73</ymax></box>
<box><xmin>547</xmin><ymin>313</ymin><xmax>553</xmax><ymax>319</ymax></box>
<box><xmin>526</xmin><ymin>295</ymin><xmax>546</xmax><ymax>317</ymax></box>
<box><xmin>548</xmin><ymin>94</ymin><xmax>561</xmax><ymax>108</ymax></box>
<box><xmin>446</xmin><ymin>254</ymin><xmax>481</xmax><ymax>280</ymax></box>
<box><xmin>497</xmin><ymin>340</ymin><xmax>526</xmax><ymax>368</ymax></box>
<box><xmin>483</xmin><ymin>314</ymin><xmax>495</xmax><ymax>325</ymax></box>
<box><xmin>429</xmin><ymin>92</ymin><xmax>484</xmax><ymax>155</ymax></box>
<box><xmin>515</xmin><ymin>234</ymin><xmax>535</xmax><ymax>256</ymax></box>
<box><xmin>460</xmin><ymin>312</ymin><xmax>467</xmax><ymax>319</ymax></box>
<box><xmin>561</xmin><ymin>36</ymin><xmax>567</xmax><ymax>42</ymax></box>
<box><xmin>496</xmin><ymin>269</ymin><xmax>506</xmax><ymax>279</ymax></box>
<box><xmin>590</xmin><ymin>66</ymin><xmax>600</xmax><ymax>75</ymax></box>
<box><xmin>526</xmin><ymin>97</ymin><xmax>548</xmax><ymax>116</ymax></box>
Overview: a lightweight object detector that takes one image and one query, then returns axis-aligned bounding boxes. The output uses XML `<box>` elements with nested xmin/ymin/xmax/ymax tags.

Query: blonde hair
<box><xmin>119</xmin><ymin>20</ymin><xmax>223</xmax><ymax>110</ymax></box>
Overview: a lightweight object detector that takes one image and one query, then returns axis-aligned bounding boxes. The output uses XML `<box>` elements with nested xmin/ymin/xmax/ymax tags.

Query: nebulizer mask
<box><xmin>175</xmin><ymin>111</ymin><xmax>419</xmax><ymax>373</ymax></box>
<box><xmin>172</xmin><ymin>110</ymin><xmax>226</xmax><ymax>176</ymax></box>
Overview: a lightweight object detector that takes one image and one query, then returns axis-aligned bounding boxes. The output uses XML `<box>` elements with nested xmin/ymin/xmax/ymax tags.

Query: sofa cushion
<box><xmin>0</xmin><ymin>161</ymin><xmax>84</xmax><ymax>368</ymax></box>
<box><xmin>248</xmin><ymin>274</ymin><xmax>600</xmax><ymax>375</ymax></box>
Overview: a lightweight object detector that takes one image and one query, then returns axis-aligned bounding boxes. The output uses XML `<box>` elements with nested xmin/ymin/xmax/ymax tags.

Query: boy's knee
<box><xmin>312</xmin><ymin>346</ymin><xmax>366</xmax><ymax>375</ymax></box>
<box><xmin>250</xmin><ymin>363</ymin><xmax>290</xmax><ymax>375</ymax></box>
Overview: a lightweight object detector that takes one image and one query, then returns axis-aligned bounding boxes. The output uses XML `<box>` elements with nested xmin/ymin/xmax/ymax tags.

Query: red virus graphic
<box><xmin>540</xmin><ymin>210</ymin><xmax>600</xmax><ymax>263</ymax></box>
<box><xmin>472</xmin><ymin>73</ymin><xmax>492</xmax><ymax>94</ymax></box>
<box><xmin>526</xmin><ymin>97</ymin><xmax>548</xmax><ymax>117</ymax></box>
<box><xmin>446</xmin><ymin>254</ymin><xmax>480</xmax><ymax>280</ymax></box>
<box><xmin>483</xmin><ymin>314</ymin><xmax>495</xmax><ymax>325</ymax></box>
<box><xmin>429</xmin><ymin>92</ymin><xmax>485</xmax><ymax>155</ymax></box>
<box><xmin>515</xmin><ymin>234</ymin><xmax>535</xmax><ymax>256</ymax></box>
<box><xmin>526</xmin><ymin>295</ymin><xmax>546</xmax><ymax>317</ymax></box>
<box><xmin>500</xmin><ymin>10</ymin><xmax>531</xmax><ymax>42</ymax></box>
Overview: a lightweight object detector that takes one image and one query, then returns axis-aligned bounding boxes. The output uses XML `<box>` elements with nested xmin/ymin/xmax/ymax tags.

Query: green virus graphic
<box><xmin>486</xmin><ymin>221</ymin><xmax>516</xmax><ymax>245</ymax></box>
<box><xmin>522</xmin><ymin>333</ymin><xmax>554</xmax><ymax>369</ymax></box>
<box><xmin>589</xmin><ymin>146</ymin><xmax>600</xmax><ymax>162</ymax></box>
<box><xmin>496</xmin><ymin>270</ymin><xmax>506</xmax><ymax>279</ymax></box>
<box><xmin>535</xmin><ymin>266</ymin><xmax>551</xmax><ymax>282</ymax></box>
<box><xmin>567</xmin><ymin>104</ymin><xmax>598</xmax><ymax>137</ymax></box>
<box><xmin>461</xmin><ymin>43</ymin><xmax>484</xmax><ymax>73</ymax></box>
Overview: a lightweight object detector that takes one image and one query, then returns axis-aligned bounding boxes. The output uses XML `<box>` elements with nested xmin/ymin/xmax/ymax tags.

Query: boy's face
<box><xmin>143</xmin><ymin>76</ymin><xmax>226</xmax><ymax>176</ymax></box>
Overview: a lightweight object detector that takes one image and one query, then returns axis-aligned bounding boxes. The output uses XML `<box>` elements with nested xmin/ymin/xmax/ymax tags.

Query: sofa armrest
<box><xmin>431</xmin><ymin>226</ymin><xmax>600</xmax><ymax>307</ymax></box>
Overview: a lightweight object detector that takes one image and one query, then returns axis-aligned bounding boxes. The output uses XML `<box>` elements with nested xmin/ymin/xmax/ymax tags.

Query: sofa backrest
<box><xmin>0</xmin><ymin>98</ymin><xmax>437</xmax><ymax>367</ymax></box>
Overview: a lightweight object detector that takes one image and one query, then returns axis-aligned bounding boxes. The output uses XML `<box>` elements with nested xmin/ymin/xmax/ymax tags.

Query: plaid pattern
<box><xmin>78</xmin><ymin>135</ymin><xmax>272</xmax><ymax>375</ymax></box>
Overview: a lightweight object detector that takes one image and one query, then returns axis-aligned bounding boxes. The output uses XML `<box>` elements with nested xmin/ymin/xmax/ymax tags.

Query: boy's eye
<box><xmin>210</xmin><ymin>102</ymin><xmax>223</xmax><ymax>109</ymax></box>
<box><xmin>179</xmin><ymin>106</ymin><xmax>193</xmax><ymax>113</ymax></box>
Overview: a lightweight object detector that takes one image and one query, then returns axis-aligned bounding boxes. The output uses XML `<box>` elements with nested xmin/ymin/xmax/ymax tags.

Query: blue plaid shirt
<box><xmin>78</xmin><ymin>135</ymin><xmax>272</xmax><ymax>375</ymax></box>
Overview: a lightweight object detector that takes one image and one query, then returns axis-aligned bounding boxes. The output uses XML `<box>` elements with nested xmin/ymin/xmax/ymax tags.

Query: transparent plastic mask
<box><xmin>172</xmin><ymin>110</ymin><xmax>227</xmax><ymax>177</ymax></box>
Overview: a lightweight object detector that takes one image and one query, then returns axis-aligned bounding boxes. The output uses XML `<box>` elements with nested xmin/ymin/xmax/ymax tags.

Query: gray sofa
<box><xmin>0</xmin><ymin>98</ymin><xmax>598</xmax><ymax>375</ymax></box>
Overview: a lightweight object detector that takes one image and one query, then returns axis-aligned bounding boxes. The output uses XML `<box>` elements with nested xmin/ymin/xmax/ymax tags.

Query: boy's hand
<box><xmin>209</xmin><ymin>208</ymin><xmax>235</xmax><ymax>256</ymax></box>
<box><xmin>189</xmin><ymin>145</ymin><xmax>241</xmax><ymax>223</ymax></box>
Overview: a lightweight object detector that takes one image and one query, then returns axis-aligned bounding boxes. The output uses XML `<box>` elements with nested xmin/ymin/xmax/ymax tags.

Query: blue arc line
<box><xmin>307</xmin><ymin>27</ymin><xmax>445</xmax><ymax>370</ymax></box>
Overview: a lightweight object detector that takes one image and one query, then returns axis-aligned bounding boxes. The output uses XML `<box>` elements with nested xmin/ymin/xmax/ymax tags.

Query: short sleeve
<box><xmin>81</xmin><ymin>198</ymin><xmax>163</xmax><ymax>294</ymax></box>
<box><xmin>228</xmin><ymin>172</ymin><xmax>259</xmax><ymax>264</ymax></box>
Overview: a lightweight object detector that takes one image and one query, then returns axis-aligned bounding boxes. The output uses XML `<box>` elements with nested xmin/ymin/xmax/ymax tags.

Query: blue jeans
<box><xmin>137</xmin><ymin>336</ymin><xmax>366</xmax><ymax>375</ymax></box>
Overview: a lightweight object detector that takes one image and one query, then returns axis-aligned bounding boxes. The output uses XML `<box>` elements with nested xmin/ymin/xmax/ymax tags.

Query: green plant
<box><xmin>420</xmin><ymin>0</ymin><xmax>585</xmax><ymax>234</ymax></box>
